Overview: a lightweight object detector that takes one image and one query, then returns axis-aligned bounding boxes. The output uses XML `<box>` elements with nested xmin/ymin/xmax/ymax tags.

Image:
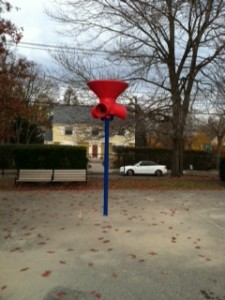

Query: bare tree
<box><xmin>48</xmin><ymin>0</ymin><xmax>225</xmax><ymax>176</ymax></box>
<box><xmin>205</xmin><ymin>66</ymin><xmax>225</xmax><ymax>168</ymax></box>
<box><xmin>63</xmin><ymin>86</ymin><xmax>80</xmax><ymax>106</ymax></box>
<box><xmin>12</xmin><ymin>65</ymin><xmax>57</xmax><ymax>144</ymax></box>
<box><xmin>207</xmin><ymin>116</ymin><xmax>225</xmax><ymax>169</ymax></box>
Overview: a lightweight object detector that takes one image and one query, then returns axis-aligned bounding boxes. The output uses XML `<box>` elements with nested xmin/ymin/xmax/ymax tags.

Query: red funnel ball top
<box><xmin>87</xmin><ymin>80</ymin><xmax>128</xmax><ymax>101</ymax></box>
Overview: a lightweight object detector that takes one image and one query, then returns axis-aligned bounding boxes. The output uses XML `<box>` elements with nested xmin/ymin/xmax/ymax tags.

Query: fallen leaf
<box><xmin>103</xmin><ymin>240</ymin><xmax>110</xmax><ymax>243</ymax></box>
<box><xmin>148</xmin><ymin>251</ymin><xmax>158</xmax><ymax>256</ymax></box>
<box><xmin>112</xmin><ymin>272</ymin><xmax>118</xmax><ymax>278</ymax></box>
<box><xmin>55</xmin><ymin>291</ymin><xmax>67</xmax><ymax>298</ymax></box>
<box><xmin>128</xmin><ymin>254</ymin><xmax>136</xmax><ymax>259</ymax></box>
<box><xmin>59</xmin><ymin>260</ymin><xmax>66</xmax><ymax>264</ymax></box>
<box><xmin>20</xmin><ymin>267</ymin><xmax>29</xmax><ymax>272</ymax></box>
<box><xmin>42</xmin><ymin>270</ymin><xmax>51</xmax><ymax>277</ymax></box>
<box><xmin>90</xmin><ymin>248</ymin><xmax>98</xmax><ymax>252</ymax></box>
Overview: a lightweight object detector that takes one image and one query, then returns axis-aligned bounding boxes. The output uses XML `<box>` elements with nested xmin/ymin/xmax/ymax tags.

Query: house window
<box><xmin>65</xmin><ymin>127</ymin><xmax>73</xmax><ymax>135</ymax></box>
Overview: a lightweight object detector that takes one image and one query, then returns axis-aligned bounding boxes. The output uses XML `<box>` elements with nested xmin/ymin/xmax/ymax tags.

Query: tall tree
<box><xmin>0</xmin><ymin>51</ymin><xmax>33</xmax><ymax>143</ymax></box>
<box><xmin>0</xmin><ymin>1</ymin><xmax>22</xmax><ymax>54</ymax></box>
<box><xmin>12</xmin><ymin>65</ymin><xmax>56</xmax><ymax>144</ymax></box>
<box><xmin>208</xmin><ymin>116</ymin><xmax>225</xmax><ymax>169</ymax></box>
<box><xmin>0</xmin><ymin>1</ymin><xmax>24</xmax><ymax>143</ymax></box>
<box><xmin>49</xmin><ymin>0</ymin><xmax>225</xmax><ymax>176</ymax></box>
<box><xmin>0</xmin><ymin>50</ymin><xmax>55</xmax><ymax>144</ymax></box>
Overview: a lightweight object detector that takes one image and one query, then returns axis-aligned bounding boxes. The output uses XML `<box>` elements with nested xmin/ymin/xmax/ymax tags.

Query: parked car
<box><xmin>119</xmin><ymin>161</ymin><xmax>167</xmax><ymax>176</ymax></box>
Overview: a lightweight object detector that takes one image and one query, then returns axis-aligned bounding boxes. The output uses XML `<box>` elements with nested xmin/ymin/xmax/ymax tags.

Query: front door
<box><xmin>92</xmin><ymin>145</ymin><xmax>98</xmax><ymax>158</ymax></box>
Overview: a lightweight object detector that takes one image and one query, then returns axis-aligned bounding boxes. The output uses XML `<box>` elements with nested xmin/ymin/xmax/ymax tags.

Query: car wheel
<box><xmin>155</xmin><ymin>170</ymin><xmax>162</xmax><ymax>176</ymax></box>
<box><xmin>127</xmin><ymin>169</ymin><xmax>134</xmax><ymax>176</ymax></box>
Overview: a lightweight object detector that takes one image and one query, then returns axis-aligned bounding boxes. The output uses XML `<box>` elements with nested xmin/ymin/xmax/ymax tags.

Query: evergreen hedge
<box><xmin>113</xmin><ymin>146</ymin><xmax>214</xmax><ymax>170</ymax></box>
<box><xmin>0</xmin><ymin>145</ymin><xmax>17</xmax><ymax>169</ymax></box>
<box><xmin>0</xmin><ymin>144</ymin><xmax>87</xmax><ymax>170</ymax></box>
<box><xmin>219</xmin><ymin>157</ymin><xmax>225</xmax><ymax>182</ymax></box>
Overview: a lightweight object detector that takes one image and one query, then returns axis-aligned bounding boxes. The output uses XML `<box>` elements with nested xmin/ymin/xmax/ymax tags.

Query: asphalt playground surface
<box><xmin>0</xmin><ymin>189</ymin><xmax>225</xmax><ymax>300</ymax></box>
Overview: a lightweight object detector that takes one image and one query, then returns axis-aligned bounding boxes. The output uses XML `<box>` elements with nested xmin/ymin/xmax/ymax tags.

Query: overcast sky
<box><xmin>7</xmin><ymin>0</ymin><xmax>62</xmax><ymax>70</ymax></box>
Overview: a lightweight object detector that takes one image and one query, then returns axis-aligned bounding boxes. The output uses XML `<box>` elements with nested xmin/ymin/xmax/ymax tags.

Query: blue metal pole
<box><xmin>103</xmin><ymin>118</ymin><xmax>110</xmax><ymax>216</ymax></box>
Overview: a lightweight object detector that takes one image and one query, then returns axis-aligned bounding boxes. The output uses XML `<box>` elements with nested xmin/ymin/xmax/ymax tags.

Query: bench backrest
<box><xmin>53</xmin><ymin>169</ymin><xmax>86</xmax><ymax>181</ymax></box>
<box><xmin>18</xmin><ymin>169</ymin><xmax>53</xmax><ymax>181</ymax></box>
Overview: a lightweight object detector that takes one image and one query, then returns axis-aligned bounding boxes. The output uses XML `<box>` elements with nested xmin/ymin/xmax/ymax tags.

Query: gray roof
<box><xmin>53</xmin><ymin>105</ymin><xmax>96</xmax><ymax>124</ymax></box>
<box><xmin>52</xmin><ymin>104</ymin><xmax>134</xmax><ymax>127</ymax></box>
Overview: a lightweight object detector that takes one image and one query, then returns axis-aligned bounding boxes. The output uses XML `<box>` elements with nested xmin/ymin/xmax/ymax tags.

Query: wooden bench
<box><xmin>15</xmin><ymin>169</ymin><xmax>53</xmax><ymax>184</ymax></box>
<box><xmin>52</xmin><ymin>169</ymin><xmax>87</xmax><ymax>183</ymax></box>
<box><xmin>15</xmin><ymin>169</ymin><xmax>87</xmax><ymax>184</ymax></box>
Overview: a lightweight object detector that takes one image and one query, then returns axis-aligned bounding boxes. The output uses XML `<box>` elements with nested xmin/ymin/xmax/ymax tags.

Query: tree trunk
<box><xmin>171</xmin><ymin>136</ymin><xmax>184</xmax><ymax>177</ymax></box>
<box><xmin>215</xmin><ymin>136</ymin><xmax>224</xmax><ymax>170</ymax></box>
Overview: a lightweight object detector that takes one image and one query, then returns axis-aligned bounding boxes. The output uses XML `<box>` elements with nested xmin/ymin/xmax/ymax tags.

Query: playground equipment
<box><xmin>87</xmin><ymin>79</ymin><xmax>128</xmax><ymax>216</ymax></box>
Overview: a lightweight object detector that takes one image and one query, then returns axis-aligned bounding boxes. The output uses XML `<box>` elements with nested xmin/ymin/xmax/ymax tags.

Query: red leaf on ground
<box><xmin>148</xmin><ymin>251</ymin><xmax>158</xmax><ymax>256</ymax></box>
<box><xmin>55</xmin><ymin>291</ymin><xmax>67</xmax><ymax>297</ymax></box>
<box><xmin>42</xmin><ymin>270</ymin><xmax>51</xmax><ymax>277</ymax></box>
<box><xmin>95</xmin><ymin>293</ymin><xmax>101</xmax><ymax>299</ymax></box>
<box><xmin>90</xmin><ymin>291</ymin><xmax>101</xmax><ymax>299</ymax></box>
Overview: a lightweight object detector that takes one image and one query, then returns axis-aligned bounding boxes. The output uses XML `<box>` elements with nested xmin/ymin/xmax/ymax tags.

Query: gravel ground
<box><xmin>0</xmin><ymin>189</ymin><xmax>225</xmax><ymax>300</ymax></box>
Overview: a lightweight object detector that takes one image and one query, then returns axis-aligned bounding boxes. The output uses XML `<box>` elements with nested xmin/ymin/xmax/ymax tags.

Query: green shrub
<box><xmin>0</xmin><ymin>145</ymin><xmax>17</xmax><ymax>169</ymax></box>
<box><xmin>13</xmin><ymin>145</ymin><xmax>87</xmax><ymax>169</ymax></box>
<box><xmin>113</xmin><ymin>146</ymin><xmax>213</xmax><ymax>170</ymax></box>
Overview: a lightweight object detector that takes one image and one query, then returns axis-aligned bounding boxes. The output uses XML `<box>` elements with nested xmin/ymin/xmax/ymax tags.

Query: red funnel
<box><xmin>88</xmin><ymin>79</ymin><xmax>128</xmax><ymax>119</ymax></box>
<box><xmin>87</xmin><ymin>80</ymin><xmax>128</xmax><ymax>101</ymax></box>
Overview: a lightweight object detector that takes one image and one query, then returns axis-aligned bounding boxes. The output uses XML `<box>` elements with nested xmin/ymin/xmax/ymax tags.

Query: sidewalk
<box><xmin>0</xmin><ymin>189</ymin><xmax>225</xmax><ymax>300</ymax></box>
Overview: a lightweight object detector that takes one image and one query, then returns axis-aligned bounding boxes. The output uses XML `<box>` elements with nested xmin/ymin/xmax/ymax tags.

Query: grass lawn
<box><xmin>1</xmin><ymin>173</ymin><xmax>225</xmax><ymax>191</ymax></box>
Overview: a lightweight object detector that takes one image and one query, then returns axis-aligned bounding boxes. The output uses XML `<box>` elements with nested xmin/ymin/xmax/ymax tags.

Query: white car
<box><xmin>119</xmin><ymin>161</ymin><xmax>167</xmax><ymax>176</ymax></box>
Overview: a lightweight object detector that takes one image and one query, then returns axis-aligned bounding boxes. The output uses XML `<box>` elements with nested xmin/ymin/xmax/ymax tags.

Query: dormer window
<box><xmin>92</xmin><ymin>127</ymin><xmax>99</xmax><ymax>136</ymax></box>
